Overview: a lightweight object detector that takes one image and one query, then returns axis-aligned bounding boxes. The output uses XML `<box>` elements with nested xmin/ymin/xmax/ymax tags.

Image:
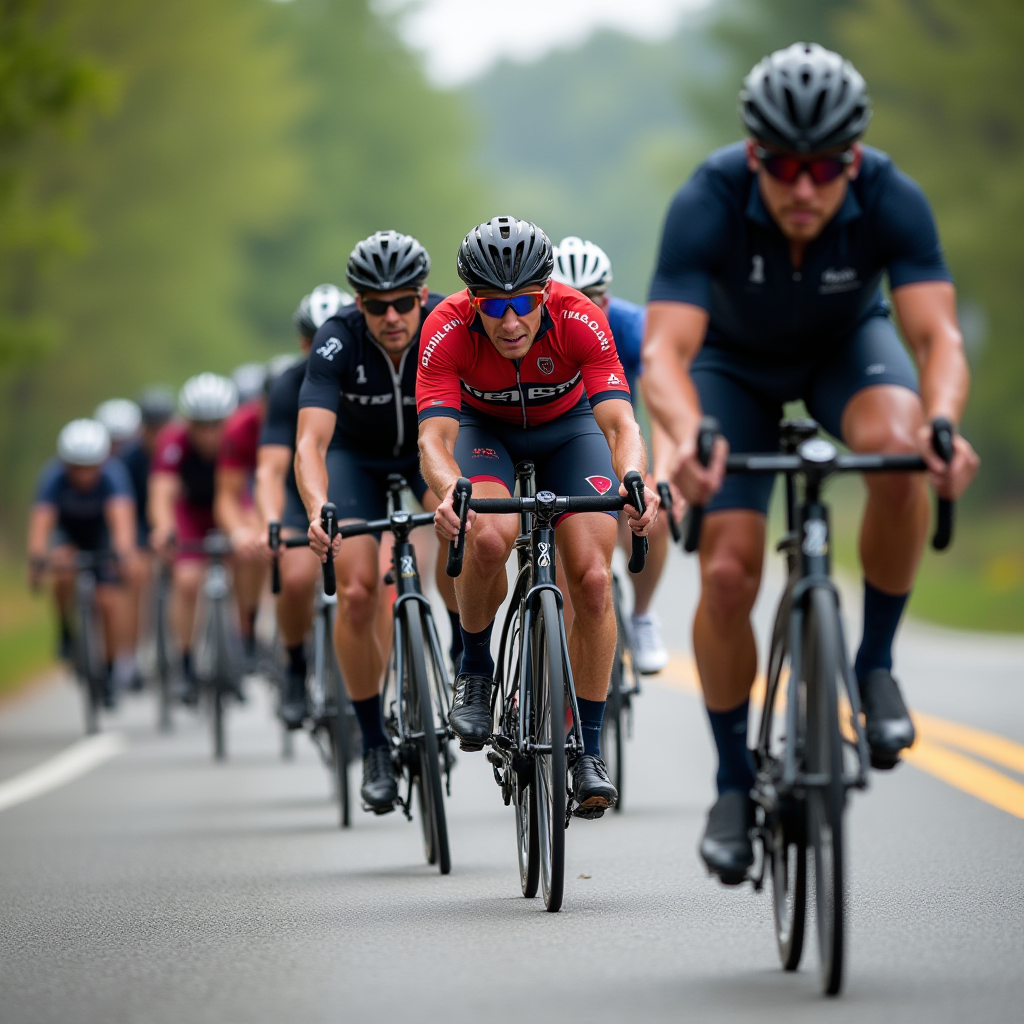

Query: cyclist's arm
<box><xmin>255</xmin><ymin>445</ymin><xmax>290</xmax><ymax>531</ymax></box>
<box><xmin>27</xmin><ymin>504</ymin><xmax>56</xmax><ymax>563</ymax></box>
<box><xmin>148</xmin><ymin>472</ymin><xmax>180</xmax><ymax>553</ymax></box>
<box><xmin>213</xmin><ymin>467</ymin><xmax>251</xmax><ymax>540</ymax></box>
<box><xmin>105</xmin><ymin>497</ymin><xmax>137</xmax><ymax>562</ymax></box>
<box><xmin>892</xmin><ymin>280</ymin><xmax>979</xmax><ymax>498</ymax></box>
<box><xmin>418</xmin><ymin>416</ymin><xmax>469</xmax><ymax>541</ymax></box>
<box><xmin>592</xmin><ymin>399</ymin><xmax>657</xmax><ymax>533</ymax></box>
<box><xmin>294</xmin><ymin>407</ymin><xmax>337</xmax><ymax>556</ymax></box>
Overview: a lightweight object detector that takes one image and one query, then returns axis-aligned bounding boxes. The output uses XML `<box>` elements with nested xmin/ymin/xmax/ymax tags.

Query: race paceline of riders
<box><xmin>27</xmin><ymin>44</ymin><xmax>979</xmax><ymax>884</ymax></box>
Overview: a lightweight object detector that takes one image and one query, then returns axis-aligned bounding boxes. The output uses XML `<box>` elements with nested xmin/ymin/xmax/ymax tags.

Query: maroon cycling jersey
<box><xmin>416</xmin><ymin>281</ymin><xmax>631</xmax><ymax>427</ymax></box>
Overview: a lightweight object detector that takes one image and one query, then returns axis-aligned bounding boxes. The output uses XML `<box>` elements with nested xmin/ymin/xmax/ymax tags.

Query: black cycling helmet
<box><xmin>137</xmin><ymin>385</ymin><xmax>176</xmax><ymax>427</ymax></box>
<box><xmin>345</xmin><ymin>230</ymin><xmax>430</xmax><ymax>294</ymax></box>
<box><xmin>740</xmin><ymin>42</ymin><xmax>871</xmax><ymax>154</ymax></box>
<box><xmin>457</xmin><ymin>216</ymin><xmax>554</xmax><ymax>293</ymax></box>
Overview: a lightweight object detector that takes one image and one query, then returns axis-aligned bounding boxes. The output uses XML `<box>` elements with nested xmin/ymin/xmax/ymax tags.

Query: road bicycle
<box><xmin>682</xmin><ymin>415</ymin><xmax>955</xmax><ymax>995</ymax></box>
<box><xmin>447</xmin><ymin>463</ymin><xmax>647</xmax><ymax>911</ymax></box>
<box><xmin>602</xmin><ymin>570</ymin><xmax>641</xmax><ymax>811</ymax></box>
<box><xmin>314</xmin><ymin>477</ymin><xmax>454</xmax><ymax>871</ymax></box>
<box><xmin>269</xmin><ymin>521</ymin><xmax>358</xmax><ymax>828</ymax></box>
<box><xmin>153</xmin><ymin>558</ymin><xmax>174</xmax><ymax>733</ymax></box>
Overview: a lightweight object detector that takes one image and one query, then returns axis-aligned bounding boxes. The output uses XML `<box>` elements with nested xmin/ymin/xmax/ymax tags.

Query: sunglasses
<box><xmin>471</xmin><ymin>292</ymin><xmax>545</xmax><ymax>319</ymax></box>
<box><xmin>362</xmin><ymin>294</ymin><xmax>420</xmax><ymax>316</ymax></box>
<box><xmin>755</xmin><ymin>147</ymin><xmax>854</xmax><ymax>185</ymax></box>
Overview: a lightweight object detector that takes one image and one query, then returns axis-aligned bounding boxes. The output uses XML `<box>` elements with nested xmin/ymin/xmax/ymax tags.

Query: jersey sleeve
<box><xmin>260</xmin><ymin>367</ymin><xmax>301</xmax><ymax>448</ymax></box>
<box><xmin>564</xmin><ymin>301</ymin><xmax>632</xmax><ymax>408</ymax></box>
<box><xmin>416</xmin><ymin>304</ymin><xmax>467</xmax><ymax>422</ymax></box>
<box><xmin>101</xmin><ymin>458</ymin><xmax>135</xmax><ymax>499</ymax></box>
<box><xmin>217</xmin><ymin>407</ymin><xmax>258</xmax><ymax>471</ymax></box>
<box><xmin>150</xmin><ymin>425</ymin><xmax>185</xmax><ymax>475</ymax></box>
<box><xmin>876</xmin><ymin>168</ymin><xmax>953</xmax><ymax>289</ymax></box>
<box><xmin>647</xmin><ymin>167</ymin><xmax>731</xmax><ymax>309</ymax></box>
<box><xmin>298</xmin><ymin>322</ymin><xmax>350</xmax><ymax>413</ymax></box>
<box><xmin>33</xmin><ymin>460</ymin><xmax>64</xmax><ymax>505</ymax></box>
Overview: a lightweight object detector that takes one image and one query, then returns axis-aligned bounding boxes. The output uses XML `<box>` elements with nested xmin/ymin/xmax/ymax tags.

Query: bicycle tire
<box><xmin>154</xmin><ymin>573</ymin><xmax>172</xmax><ymax>733</ymax></box>
<box><xmin>804</xmin><ymin>586</ymin><xmax>846</xmax><ymax>996</ymax></box>
<box><xmin>329</xmin><ymin>655</ymin><xmax>351</xmax><ymax>829</ymax></box>
<box><xmin>208</xmin><ymin>598</ymin><xmax>233</xmax><ymax>763</ymax></box>
<box><xmin>405</xmin><ymin>601</ymin><xmax>450</xmax><ymax>874</ymax></box>
<box><xmin>75</xmin><ymin>582</ymin><xmax>104</xmax><ymax>736</ymax></box>
<box><xmin>532</xmin><ymin>589</ymin><xmax>566</xmax><ymax>912</ymax></box>
<box><xmin>603</xmin><ymin>576</ymin><xmax>627</xmax><ymax>808</ymax></box>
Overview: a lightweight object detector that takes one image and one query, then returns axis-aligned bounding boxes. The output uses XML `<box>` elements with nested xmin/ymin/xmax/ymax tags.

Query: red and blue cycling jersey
<box><xmin>416</xmin><ymin>281</ymin><xmax>631</xmax><ymax>428</ymax></box>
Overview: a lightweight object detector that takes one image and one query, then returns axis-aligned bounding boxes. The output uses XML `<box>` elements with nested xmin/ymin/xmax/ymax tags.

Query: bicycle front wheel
<box><xmin>154</xmin><ymin>574</ymin><xmax>172</xmax><ymax>733</ymax></box>
<box><xmin>603</xmin><ymin>576</ymin><xmax>627</xmax><ymax>808</ymax></box>
<box><xmin>532</xmin><ymin>589</ymin><xmax>567</xmax><ymax>912</ymax></box>
<box><xmin>405</xmin><ymin>602</ymin><xmax>450</xmax><ymax>875</ymax></box>
<box><xmin>329</xmin><ymin>658</ymin><xmax>352</xmax><ymax>829</ymax></box>
<box><xmin>804</xmin><ymin>586</ymin><xmax>846</xmax><ymax>996</ymax></box>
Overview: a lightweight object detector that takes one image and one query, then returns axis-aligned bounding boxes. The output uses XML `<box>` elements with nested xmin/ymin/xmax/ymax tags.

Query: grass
<box><xmin>814</xmin><ymin>476</ymin><xmax>1024</xmax><ymax>634</ymax></box>
<box><xmin>0</xmin><ymin>562</ymin><xmax>56</xmax><ymax>698</ymax></box>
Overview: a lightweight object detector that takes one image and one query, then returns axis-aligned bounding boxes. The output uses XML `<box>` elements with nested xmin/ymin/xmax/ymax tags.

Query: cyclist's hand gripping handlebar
<box><xmin>931</xmin><ymin>417</ymin><xmax>955</xmax><ymax>552</ymax></box>
<box><xmin>446</xmin><ymin>478</ymin><xmax>472</xmax><ymax>579</ymax></box>
<box><xmin>623</xmin><ymin>470</ymin><xmax>648</xmax><ymax>574</ymax></box>
<box><xmin>268</xmin><ymin>521</ymin><xmax>281</xmax><ymax>595</ymax></box>
<box><xmin>657</xmin><ymin>481</ymin><xmax>682</xmax><ymax>545</ymax></box>
<box><xmin>682</xmin><ymin>417</ymin><xmax>719</xmax><ymax>554</ymax></box>
<box><xmin>320</xmin><ymin>503</ymin><xmax>338</xmax><ymax>596</ymax></box>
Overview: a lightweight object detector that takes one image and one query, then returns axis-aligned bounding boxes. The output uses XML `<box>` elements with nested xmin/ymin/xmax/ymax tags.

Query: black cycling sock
<box><xmin>181</xmin><ymin>649</ymin><xmax>193</xmax><ymax>680</ymax></box>
<box><xmin>708</xmin><ymin>700</ymin><xmax>754</xmax><ymax>795</ymax></box>
<box><xmin>352</xmin><ymin>694</ymin><xmax>388</xmax><ymax>753</ymax></box>
<box><xmin>59</xmin><ymin>616</ymin><xmax>72</xmax><ymax>648</ymax></box>
<box><xmin>286</xmin><ymin>643</ymin><xmax>306</xmax><ymax>677</ymax></box>
<box><xmin>576</xmin><ymin>697</ymin><xmax>606</xmax><ymax>758</ymax></box>
<box><xmin>459</xmin><ymin>621</ymin><xmax>494</xmax><ymax>677</ymax></box>
<box><xmin>854</xmin><ymin>581</ymin><xmax>909</xmax><ymax>683</ymax></box>
<box><xmin>448</xmin><ymin>609</ymin><xmax>463</xmax><ymax>670</ymax></box>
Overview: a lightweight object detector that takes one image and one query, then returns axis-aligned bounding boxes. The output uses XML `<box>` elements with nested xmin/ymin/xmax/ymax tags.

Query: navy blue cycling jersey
<box><xmin>117</xmin><ymin>439</ymin><xmax>151</xmax><ymax>543</ymax></box>
<box><xmin>299</xmin><ymin>293</ymin><xmax>444</xmax><ymax>459</ymax></box>
<box><xmin>648</xmin><ymin>143</ymin><xmax>951</xmax><ymax>359</ymax></box>
<box><xmin>34</xmin><ymin>458</ymin><xmax>134</xmax><ymax>550</ymax></box>
<box><xmin>606</xmin><ymin>295</ymin><xmax>644</xmax><ymax>398</ymax></box>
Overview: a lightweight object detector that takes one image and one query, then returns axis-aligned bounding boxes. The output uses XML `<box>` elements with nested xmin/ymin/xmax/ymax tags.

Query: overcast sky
<box><xmin>374</xmin><ymin>0</ymin><xmax>711</xmax><ymax>87</ymax></box>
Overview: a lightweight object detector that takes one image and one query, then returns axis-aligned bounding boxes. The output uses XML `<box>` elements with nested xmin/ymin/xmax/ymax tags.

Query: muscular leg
<box><xmin>233</xmin><ymin>511</ymin><xmax>267</xmax><ymax>649</ymax></box>
<box><xmin>276</xmin><ymin>544</ymin><xmax>318</xmax><ymax>647</ymax></box>
<box><xmin>333</xmin><ymin>533</ymin><xmax>384</xmax><ymax>702</ymax></box>
<box><xmin>171</xmin><ymin>560</ymin><xmax>204</xmax><ymax>654</ymax></box>
<box><xmin>617</xmin><ymin>507</ymin><xmax>669</xmax><ymax>616</ymax></box>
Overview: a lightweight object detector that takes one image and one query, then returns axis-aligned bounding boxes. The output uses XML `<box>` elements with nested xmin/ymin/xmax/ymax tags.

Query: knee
<box><xmin>701</xmin><ymin>552</ymin><xmax>759</xmax><ymax>621</ymax></box>
<box><xmin>467</xmin><ymin>522</ymin><xmax>513</xmax><ymax>574</ymax></box>
<box><xmin>569</xmin><ymin>560</ymin><xmax>612</xmax><ymax>622</ymax></box>
<box><xmin>173</xmin><ymin>565</ymin><xmax>202</xmax><ymax>600</ymax></box>
<box><xmin>339</xmin><ymin>575</ymin><xmax>378</xmax><ymax>629</ymax></box>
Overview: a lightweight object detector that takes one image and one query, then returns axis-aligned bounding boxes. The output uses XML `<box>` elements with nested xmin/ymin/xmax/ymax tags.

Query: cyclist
<box><xmin>149</xmin><ymin>373</ymin><xmax>239</xmax><ymax>703</ymax></box>
<box><xmin>641</xmin><ymin>43</ymin><xmax>979</xmax><ymax>883</ymax></box>
<box><xmin>552</xmin><ymin>236</ymin><xmax>671</xmax><ymax>674</ymax></box>
<box><xmin>214</xmin><ymin>366</ymin><xmax>274</xmax><ymax>666</ymax></box>
<box><xmin>115</xmin><ymin>386</ymin><xmax>176</xmax><ymax>689</ymax></box>
<box><xmin>27</xmin><ymin>419</ymin><xmax>137</xmax><ymax>705</ymax></box>
<box><xmin>418</xmin><ymin>216</ymin><xmax>657</xmax><ymax>819</ymax></box>
<box><xmin>296</xmin><ymin>232</ymin><xmax>462</xmax><ymax>814</ymax></box>
<box><xmin>257</xmin><ymin>284</ymin><xmax>353</xmax><ymax>728</ymax></box>
<box><xmin>94</xmin><ymin>399</ymin><xmax>142</xmax><ymax>458</ymax></box>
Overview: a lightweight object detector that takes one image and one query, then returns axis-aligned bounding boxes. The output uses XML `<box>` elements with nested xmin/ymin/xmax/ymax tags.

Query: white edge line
<box><xmin>0</xmin><ymin>732</ymin><xmax>128</xmax><ymax>813</ymax></box>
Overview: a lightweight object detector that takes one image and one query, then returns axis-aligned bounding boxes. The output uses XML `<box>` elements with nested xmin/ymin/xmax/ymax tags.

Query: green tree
<box><xmin>841</xmin><ymin>0</ymin><xmax>1024</xmax><ymax>497</ymax></box>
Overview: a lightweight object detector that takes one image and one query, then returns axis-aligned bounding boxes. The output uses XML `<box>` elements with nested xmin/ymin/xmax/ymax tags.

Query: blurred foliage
<box><xmin>0</xmin><ymin>0</ymin><xmax>485</xmax><ymax>542</ymax></box>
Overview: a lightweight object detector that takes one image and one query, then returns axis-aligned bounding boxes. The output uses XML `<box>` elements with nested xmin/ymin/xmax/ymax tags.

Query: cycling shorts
<box><xmin>693</xmin><ymin>311</ymin><xmax>918</xmax><ymax>514</ymax></box>
<box><xmin>453</xmin><ymin>399</ymin><xmax>618</xmax><ymax>524</ymax></box>
<box><xmin>174</xmin><ymin>502</ymin><xmax>216</xmax><ymax>562</ymax></box>
<box><xmin>327</xmin><ymin>447</ymin><xmax>429</xmax><ymax>528</ymax></box>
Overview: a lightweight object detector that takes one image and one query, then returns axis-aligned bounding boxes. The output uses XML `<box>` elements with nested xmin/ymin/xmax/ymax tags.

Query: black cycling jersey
<box><xmin>34</xmin><ymin>458</ymin><xmax>133</xmax><ymax>550</ymax></box>
<box><xmin>648</xmin><ymin>143</ymin><xmax>952</xmax><ymax>359</ymax></box>
<box><xmin>299</xmin><ymin>293</ymin><xmax>444</xmax><ymax>459</ymax></box>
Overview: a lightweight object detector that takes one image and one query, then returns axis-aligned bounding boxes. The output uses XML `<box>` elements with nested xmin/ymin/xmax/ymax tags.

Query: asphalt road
<box><xmin>1</xmin><ymin>546</ymin><xmax>1023</xmax><ymax>1023</ymax></box>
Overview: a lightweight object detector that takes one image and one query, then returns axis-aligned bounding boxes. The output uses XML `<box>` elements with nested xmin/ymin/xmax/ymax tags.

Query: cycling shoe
<box><xmin>278</xmin><ymin>668</ymin><xmax>308</xmax><ymax>731</ymax></box>
<box><xmin>699</xmin><ymin>790</ymin><xmax>754</xmax><ymax>886</ymax></box>
<box><xmin>448</xmin><ymin>673</ymin><xmax>493</xmax><ymax>751</ymax></box>
<box><xmin>360</xmin><ymin>745</ymin><xmax>398</xmax><ymax>813</ymax></box>
<box><xmin>859</xmin><ymin>668</ymin><xmax>915</xmax><ymax>769</ymax></box>
<box><xmin>572</xmin><ymin>754</ymin><xmax>617</xmax><ymax>818</ymax></box>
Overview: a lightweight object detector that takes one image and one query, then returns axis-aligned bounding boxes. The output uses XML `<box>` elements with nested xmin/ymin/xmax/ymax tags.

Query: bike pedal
<box><xmin>361</xmin><ymin>801</ymin><xmax>398</xmax><ymax>816</ymax></box>
<box><xmin>457</xmin><ymin>738</ymin><xmax>486</xmax><ymax>752</ymax></box>
<box><xmin>485</xmin><ymin>750</ymin><xmax>503</xmax><ymax>768</ymax></box>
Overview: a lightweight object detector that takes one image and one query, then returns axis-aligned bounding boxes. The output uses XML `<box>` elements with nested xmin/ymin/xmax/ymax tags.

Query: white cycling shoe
<box><xmin>630</xmin><ymin>612</ymin><xmax>669</xmax><ymax>674</ymax></box>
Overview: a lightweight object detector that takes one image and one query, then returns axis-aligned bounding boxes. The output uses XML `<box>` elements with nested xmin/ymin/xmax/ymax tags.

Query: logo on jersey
<box><xmin>607</xmin><ymin>373</ymin><xmax>622</xmax><ymax>386</ymax></box>
<box><xmin>865</xmin><ymin>363</ymin><xmax>886</xmax><ymax>375</ymax></box>
<box><xmin>819</xmin><ymin>267</ymin><xmax>860</xmax><ymax>295</ymax></box>
<box><xmin>473</xmin><ymin>447</ymin><xmax>499</xmax><ymax>460</ymax></box>
<box><xmin>537</xmin><ymin>357</ymin><xmax>554</xmax><ymax>375</ymax></box>
<box><xmin>421</xmin><ymin>317</ymin><xmax>462</xmax><ymax>367</ymax></box>
<box><xmin>749</xmin><ymin>255</ymin><xmax>765</xmax><ymax>284</ymax></box>
<box><xmin>585</xmin><ymin>475</ymin><xmax>613</xmax><ymax>495</ymax></box>
<box><xmin>316</xmin><ymin>337</ymin><xmax>343</xmax><ymax>361</ymax></box>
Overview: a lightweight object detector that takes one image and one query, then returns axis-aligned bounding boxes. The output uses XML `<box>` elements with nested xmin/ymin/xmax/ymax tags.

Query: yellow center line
<box><xmin>650</xmin><ymin>652</ymin><xmax>1024</xmax><ymax>820</ymax></box>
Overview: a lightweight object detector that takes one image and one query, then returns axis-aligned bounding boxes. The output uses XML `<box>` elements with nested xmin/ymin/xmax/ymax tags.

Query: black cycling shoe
<box><xmin>699</xmin><ymin>789</ymin><xmax>754</xmax><ymax>886</ymax></box>
<box><xmin>360</xmin><ymin>745</ymin><xmax>398</xmax><ymax>814</ymax></box>
<box><xmin>448</xmin><ymin>673</ymin><xmax>493</xmax><ymax>751</ymax></box>
<box><xmin>278</xmin><ymin>669</ymin><xmax>308</xmax><ymax>731</ymax></box>
<box><xmin>859</xmin><ymin>668</ymin><xmax>915</xmax><ymax>769</ymax></box>
<box><xmin>571</xmin><ymin>754</ymin><xmax>617</xmax><ymax>819</ymax></box>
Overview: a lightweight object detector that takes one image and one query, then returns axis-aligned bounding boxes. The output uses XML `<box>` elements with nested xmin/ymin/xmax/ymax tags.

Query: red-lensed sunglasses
<box><xmin>470</xmin><ymin>291</ymin><xmax>545</xmax><ymax>318</ymax></box>
<box><xmin>755</xmin><ymin>146</ymin><xmax>854</xmax><ymax>185</ymax></box>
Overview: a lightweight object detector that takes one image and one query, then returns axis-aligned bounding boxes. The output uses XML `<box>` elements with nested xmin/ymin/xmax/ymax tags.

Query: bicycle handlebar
<box><xmin>657</xmin><ymin>481</ymin><xmax>682</xmax><ymax>545</ymax></box>
<box><xmin>321</xmin><ymin>503</ymin><xmax>337</xmax><ymax>596</ymax></box>
<box><xmin>446</xmin><ymin>471</ymin><xmax>649</xmax><ymax>578</ymax></box>
<box><xmin>681</xmin><ymin>416</ymin><xmax>959</xmax><ymax>554</ymax></box>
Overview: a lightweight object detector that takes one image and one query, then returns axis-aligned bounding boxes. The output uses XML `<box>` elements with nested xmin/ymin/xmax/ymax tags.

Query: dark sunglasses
<box><xmin>471</xmin><ymin>292</ymin><xmax>545</xmax><ymax>319</ymax></box>
<box><xmin>755</xmin><ymin>146</ymin><xmax>854</xmax><ymax>185</ymax></box>
<box><xmin>362</xmin><ymin>294</ymin><xmax>420</xmax><ymax>316</ymax></box>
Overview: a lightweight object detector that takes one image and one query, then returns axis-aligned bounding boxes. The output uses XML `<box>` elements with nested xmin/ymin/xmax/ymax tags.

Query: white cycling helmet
<box><xmin>267</xmin><ymin>352</ymin><xmax>303</xmax><ymax>382</ymax></box>
<box><xmin>93</xmin><ymin>398</ymin><xmax>142</xmax><ymax>443</ymax></box>
<box><xmin>178</xmin><ymin>373</ymin><xmax>238</xmax><ymax>422</ymax></box>
<box><xmin>231</xmin><ymin>362</ymin><xmax>267</xmax><ymax>404</ymax></box>
<box><xmin>294</xmin><ymin>284</ymin><xmax>353</xmax><ymax>337</ymax></box>
<box><xmin>551</xmin><ymin>236</ymin><xmax>613</xmax><ymax>293</ymax></box>
<box><xmin>58</xmin><ymin>419</ymin><xmax>111</xmax><ymax>466</ymax></box>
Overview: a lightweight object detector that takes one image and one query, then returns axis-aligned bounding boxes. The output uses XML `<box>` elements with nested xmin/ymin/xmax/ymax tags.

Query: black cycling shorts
<box><xmin>326</xmin><ymin>448</ymin><xmax>428</xmax><ymax>525</ymax></box>
<box><xmin>693</xmin><ymin>311</ymin><xmax>918</xmax><ymax>514</ymax></box>
<box><xmin>49</xmin><ymin>527</ymin><xmax>120</xmax><ymax>584</ymax></box>
<box><xmin>454</xmin><ymin>400</ymin><xmax>619</xmax><ymax>523</ymax></box>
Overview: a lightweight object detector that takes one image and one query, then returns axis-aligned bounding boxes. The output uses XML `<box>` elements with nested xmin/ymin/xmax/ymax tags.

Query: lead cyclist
<box><xmin>641</xmin><ymin>43</ymin><xmax>979</xmax><ymax>885</ymax></box>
